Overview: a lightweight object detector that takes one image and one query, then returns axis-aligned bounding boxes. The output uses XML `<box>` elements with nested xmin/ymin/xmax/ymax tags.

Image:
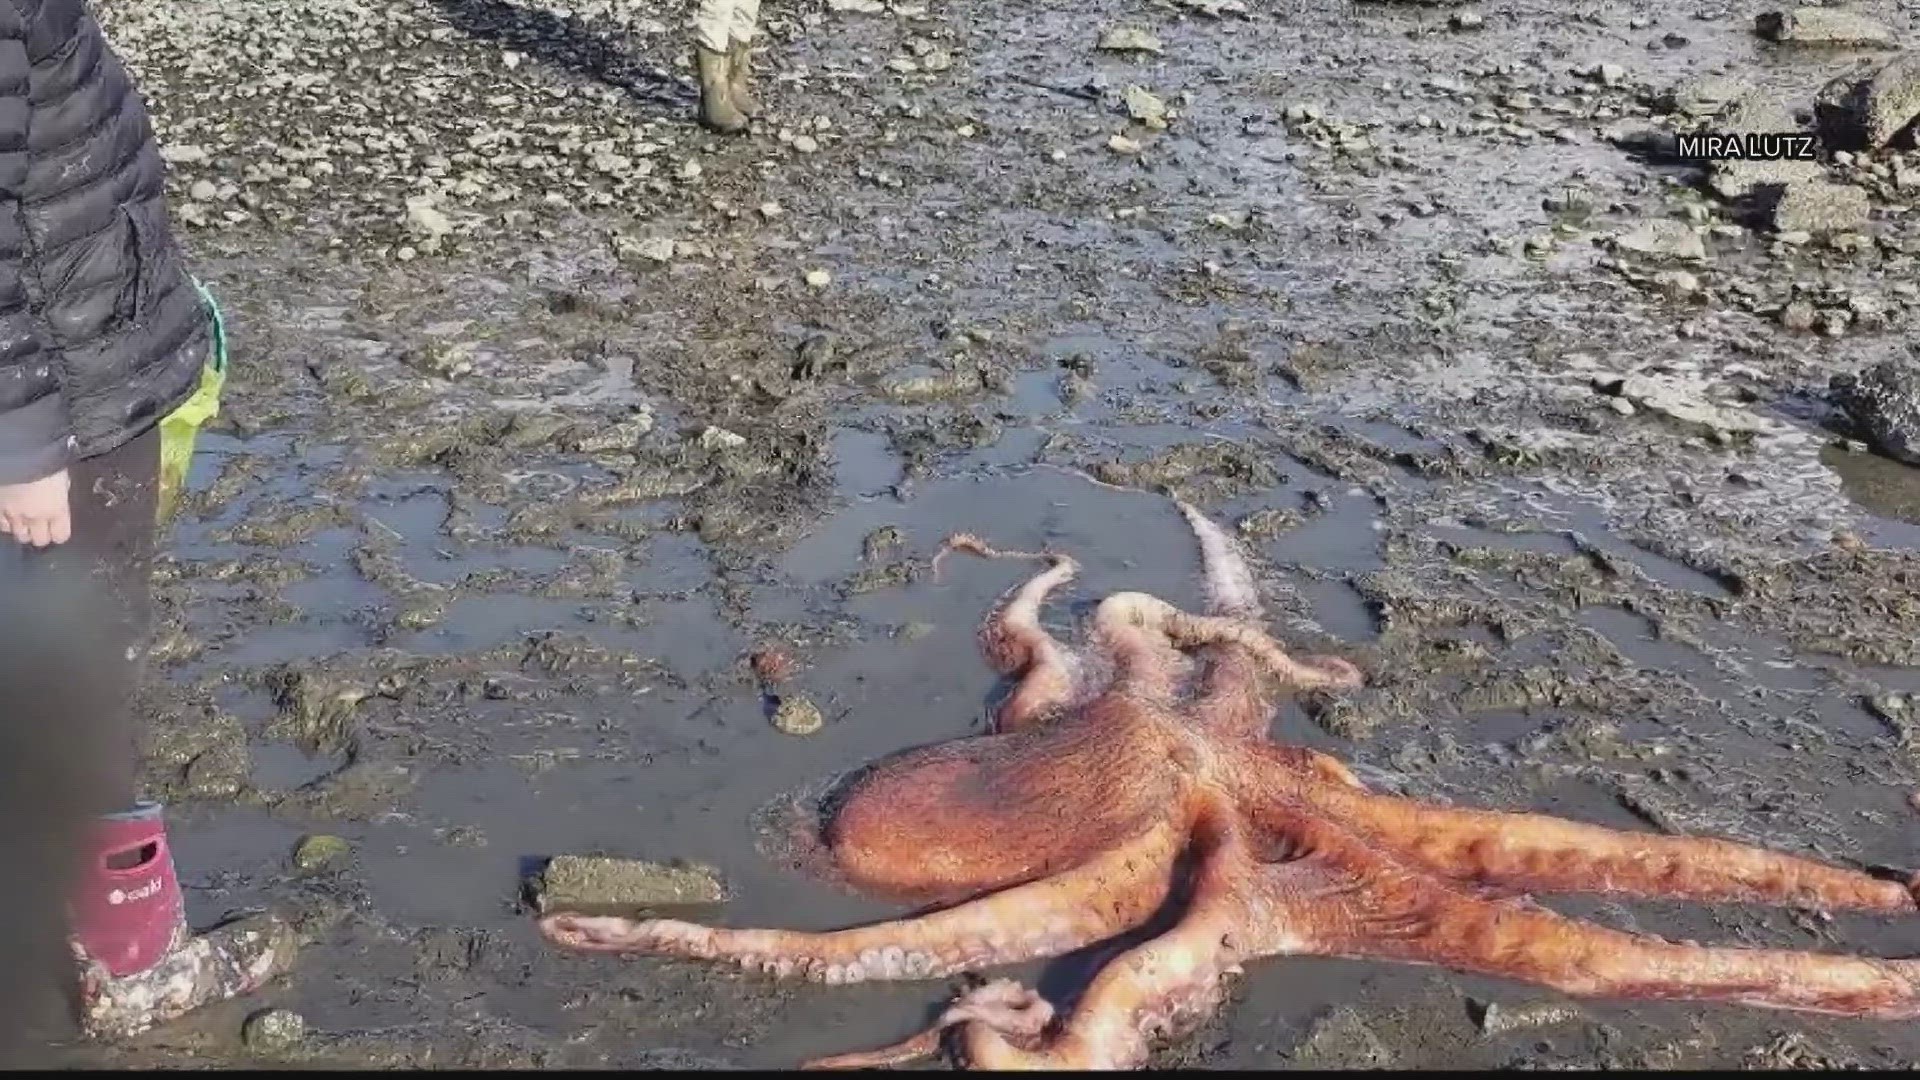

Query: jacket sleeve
<box><xmin>0</xmin><ymin>8</ymin><xmax>71</xmax><ymax>486</ymax></box>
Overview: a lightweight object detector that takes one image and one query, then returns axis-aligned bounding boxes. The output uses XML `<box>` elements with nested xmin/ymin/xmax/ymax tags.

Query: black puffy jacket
<box><xmin>0</xmin><ymin>0</ymin><xmax>207</xmax><ymax>485</ymax></box>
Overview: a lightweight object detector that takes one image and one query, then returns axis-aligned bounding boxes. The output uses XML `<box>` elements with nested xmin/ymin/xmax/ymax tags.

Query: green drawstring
<box><xmin>192</xmin><ymin>276</ymin><xmax>228</xmax><ymax>376</ymax></box>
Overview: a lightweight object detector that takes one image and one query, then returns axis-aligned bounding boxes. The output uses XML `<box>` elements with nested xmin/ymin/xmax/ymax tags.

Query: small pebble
<box><xmin>242</xmin><ymin>1008</ymin><xmax>307</xmax><ymax>1053</ymax></box>
<box><xmin>771</xmin><ymin>695</ymin><xmax>825</xmax><ymax>735</ymax></box>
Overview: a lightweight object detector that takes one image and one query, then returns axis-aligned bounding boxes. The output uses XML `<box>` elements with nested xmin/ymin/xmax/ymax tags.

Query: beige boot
<box><xmin>728</xmin><ymin>40</ymin><xmax>759</xmax><ymax>118</ymax></box>
<box><xmin>696</xmin><ymin>45</ymin><xmax>747</xmax><ymax>134</ymax></box>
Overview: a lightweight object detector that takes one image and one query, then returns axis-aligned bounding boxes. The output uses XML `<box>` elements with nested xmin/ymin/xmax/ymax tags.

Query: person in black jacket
<box><xmin>0</xmin><ymin>0</ymin><xmax>293</xmax><ymax>1044</ymax></box>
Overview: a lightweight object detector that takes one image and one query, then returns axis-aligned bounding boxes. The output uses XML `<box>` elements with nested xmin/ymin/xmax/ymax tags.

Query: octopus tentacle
<box><xmin>1091</xmin><ymin>591</ymin><xmax>1363</xmax><ymax>693</ymax></box>
<box><xmin>1172</xmin><ymin>497</ymin><xmax>1261</xmax><ymax>619</ymax></box>
<box><xmin>801</xmin><ymin>979</ymin><xmax>1053</xmax><ymax>1070</ymax></box>
<box><xmin>954</xmin><ymin>810</ymin><xmax>1257</xmax><ymax>1069</ymax></box>
<box><xmin>539</xmin><ymin>818</ymin><xmax>1185</xmax><ymax>985</ymax></box>
<box><xmin>1279</xmin><ymin>761</ymin><xmax>1917</xmax><ymax>914</ymax></box>
<box><xmin>934</xmin><ymin>534</ymin><xmax>1082</xmax><ymax>732</ymax></box>
<box><xmin>1261</xmin><ymin>827</ymin><xmax>1920</xmax><ymax>1019</ymax></box>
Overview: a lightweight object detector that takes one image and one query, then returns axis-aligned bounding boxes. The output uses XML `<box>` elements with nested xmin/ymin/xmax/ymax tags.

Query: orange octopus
<box><xmin>539</xmin><ymin>498</ymin><xmax>1920</xmax><ymax>1069</ymax></box>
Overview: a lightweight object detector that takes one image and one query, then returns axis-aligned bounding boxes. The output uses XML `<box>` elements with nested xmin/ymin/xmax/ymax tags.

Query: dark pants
<box><xmin>0</xmin><ymin>426</ymin><xmax>159</xmax><ymax>1051</ymax></box>
<box><xmin>16</xmin><ymin>427</ymin><xmax>160</xmax><ymax>808</ymax></box>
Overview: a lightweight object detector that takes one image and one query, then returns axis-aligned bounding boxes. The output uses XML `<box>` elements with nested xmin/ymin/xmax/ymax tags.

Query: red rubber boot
<box><xmin>68</xmin><ymin>801</ymin><xmax>187</xmax><ymax>978</ymax></box>
<box><xmin>67</xmin><ymin>802</ymin><xmax>300</xmax><ymax>1041</ymax></box>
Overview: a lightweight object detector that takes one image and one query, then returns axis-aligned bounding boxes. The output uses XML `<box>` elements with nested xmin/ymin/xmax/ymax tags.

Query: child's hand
<box><xmin>0</xmin><ymin>468</ymin><xmax>72</xmax><ymax>547</ymax></box>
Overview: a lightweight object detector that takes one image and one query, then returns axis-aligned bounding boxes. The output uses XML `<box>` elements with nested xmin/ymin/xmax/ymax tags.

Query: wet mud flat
<box><xmin>38</xmin><ymin>0</ymin><xmax>1920</xmax><ymax>1069</ymax></box>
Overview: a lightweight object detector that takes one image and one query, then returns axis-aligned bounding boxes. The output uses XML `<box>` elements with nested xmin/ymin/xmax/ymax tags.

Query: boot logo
<box><xmin>107</xmin><ymin>878</ymin><xmax>164</xmax><ymax>905</ymax></box>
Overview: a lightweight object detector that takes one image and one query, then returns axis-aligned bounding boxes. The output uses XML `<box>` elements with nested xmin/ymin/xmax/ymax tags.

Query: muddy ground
<box><xmin>24</xmin><ymin>0</ymin><xmax>1920</xmax><ymax>1068</ymax></box>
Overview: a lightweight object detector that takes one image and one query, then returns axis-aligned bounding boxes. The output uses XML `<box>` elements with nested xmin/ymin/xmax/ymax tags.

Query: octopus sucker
<box><xmin>539</xmin><ymin>496</ymin><xmax>1920</xmax><ymax>1069</ymax></box>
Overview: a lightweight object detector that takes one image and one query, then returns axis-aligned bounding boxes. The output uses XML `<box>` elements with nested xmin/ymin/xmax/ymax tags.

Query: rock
<box><xmin>1449</xmin><ymin>11</ymin><xmax>1484</xmax><ymax>30</ymax></box>
<box><xmin>803</xmin><ymin>268</ymin><xmax>832</xmax><ymax>289</ymax></box>
<box><xmin>1755</xmin><ymin>8</ymin><xmax>1898</xmax><ymax>49</ymax></box>
<box><xmin>771</xmin><ymin>694</ymin><xmax>825</xmax><ymax>735</ymax></box>
<box><xmin>1814</xmin><ymin>55</ymin><xmax>1920</xmax><ymax>149</ymax></box>
<box><xmin>291</xmin><ymin>835</ymin><xmax>351</xmax><ymax>873</ymax></box>
<box><xmin>1664</xmin><ymin>75</ymin><xmax>1751</xmax><ymax>118</ymax></box>
<box><xmin>1473</xmin><ymin>1000</ymin><xmax>1584</xmax><ymax>1036</ymax></box>
<box><xmin>1097</xmin><ymin>27</ymin><xmax>1163</xmax><ymax>54</ymax></box>
<box><xmin>1108</xmin><ymin>133</ymin><xmax>1143</xmax><ymax>154</ymax></box>
<box><xmin>748</xmin><ymin>645</ymin><xmax>800</xmax><ymax>685</ymax></box>
<box><xmin>1123</xmin><ymin>85</ymin><xmax>1169</xmax><ymax>128</ymax></box>
<box><xmin>1609</xmin><ymin>373</ymin><xmax>1771</xmax><ymax>438</ymax></box>
<box><xmin>242</xmin><ymin>1008</ymin><xmax>307</xmax><ymax>1053</ymax></box>
<box><xmin>1577</xmin><ymin>62</ymin><xmax>1627</xmax><ymax>87</ymax></box>
<box><xmin>792</xmin><ymin>134</ymin><xmax>821</xmax><ymax>154</ymax></box>
<box><xmin>402</xmin><ymin>194</ymin><xmax>452</xmax><ymax>242</ymax></box>
<box><xmin>1768</xmin><ymin>181</ymin><xmax>1871</xmax><ymax>234</ymax></box>
<box><xmin>182</xmin><ymin>744</ymin><xmax>249</xmax><ymax>800</ymax></box>
<box><xmin>1611</xmin><ymin>219</ymin><xmax>1706</xmax><ymax>262</ymax></box>
<box><xmin>533</xmin><ymin>854</ymin><xmax>728</xmax><ymax>915</ymax></box>
<box><xmin>697</xmin><ymin>425</ymin><xmax>747</xmax><ymax>451</ymax></box>
<box><xmin>1706</xmin><ymin>94</ymin><xmax>1822</xmax><ymax>199</ymax></box>
<box><xmin>1780</xmin><ymin>299</ymin><xmax>1818</xmax><ymax>330</ymax></box>
<box><xmin>827</xmin><ymin>0</ymin><xmax>887</xmax><ymax>11</ymax></box>
<box><xmin>160</xmin><ymin>143</ymin><xmax>210</xmax><ymax>166</ymax></box>
<box><xmin>631</xmin><ymin>237</ymin><xmax>676</xmax><ymax>264</ymax></box>
<box><xmin>1602</xmin><ymin>122</ymin><xmax>1676</xmax><ymax>155</ymax></box>
<box><xmin>1831</xmin><ymin>359</ymin><xmax>1920</xmax><ymax>465</ymax></box>
<box><xmin>1652</xmin><ymin>269</ymin><xmax>1701</xmax><ymax>296</ymax></box>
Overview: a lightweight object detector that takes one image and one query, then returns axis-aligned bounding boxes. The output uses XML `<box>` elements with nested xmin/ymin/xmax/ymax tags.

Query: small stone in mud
<box><xmin>534</xmin><ymin>855</ymin><xmax>727</xmax><ymax>915</ymax></box>
<box><xmin>1237</xmin><ymin>507</ymin><xmax>1305</xmax><ymax>539</ymax></box>
<box><xmin>1754</xmin><ymin>8</ymin><xmax>1898</xmax><ymax>49</ymax></box>
<box><xmin>1108</xmin><ymin>133</ymin><xmax>1143</xmax><ymax>154</ymax></box>
<box><xmin>1473</xmin><ymin>999</ymin><xmax>1584</xmax><ymax>1036</ymax></box>
<box><xmin>291</xmin><ymin>834</ymin><xmax>352</xmax><ymax>873</ymax></box>
<box><xmin>749</xmin><ymin>644</ymin><xmax>801</xmax><ymax>686</ymax></box>
<box><xmin>242</xmin><ymin>1008</ymin><xmax>307</xmax><ymax>1054</ymax></box>
<box><xmin>1779</xmin><ymin>299</ymin><xmax>1818</xmax><ymax>330</ymax></box>
<box><xmin>1652</xmin><ymin>269</ymin><xmax>1701</xmax><ymax>297</ymax></box>
<box><xmin>1097</xmin><ymin>27</ymin><xmax>1163</xmax><ymax>54</ymax></box>
<box><xmin>771</xmin><ymin>694</ymin><xmax>825</xmax><ymax>736</ymax></box>
<box><xmin>697</xmin><ymin>425</ymin><xmax>748</xmax><ymax>451</ymax></box>
<box><xmin>862</xmin><ymin>524</ymin><xmax>906</xmax><ymax>562</ymax></box>
<box><xmin>1122</xmin><ymin>85</ymin><xmax>1169</xmax><ymax>129</ymax></box>
<box><xmin>1610</xmin><ymin>220</ymin><xmax>1706</xmax><ymax>262</ymax></box>
<box><xmin>268</xmin><ymin>668</ymin><xmax>370</xmax><ymax>752</ymax></box>
<box><xmin>183</xmin><ymin>745</ymin><xmax>249</xmax><ymax>800</ymax></box>
<box><xmin>803</xmin><ymin>268</ymin><xmax>832</xmax><ymax>289</ymax></box>
<box><xmin>1448</xmin><ymin>11</ymin><xmax>1483</xmax><ymax>30</ymax></box>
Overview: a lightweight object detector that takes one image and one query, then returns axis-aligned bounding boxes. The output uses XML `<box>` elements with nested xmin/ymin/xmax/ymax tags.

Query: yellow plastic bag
<box><xmin>156</xmin><ymin>279</ymin><xmax>228</xmax><ymax>524</ymax></box>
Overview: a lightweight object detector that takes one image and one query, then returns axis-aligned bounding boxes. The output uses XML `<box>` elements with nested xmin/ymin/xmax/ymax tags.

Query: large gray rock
<box><xmin>1612</xmin><ymin>219</ymin><xmax>1708</xmax><ymax>262</ymax></box>
<box><xmin>1664</xmin><ymin>75</ymin><xmax>1753</xmax><ymax>118</ymax></box>
<box><xmin>1770</xmin><ymin>181</ymin><xmax>1872</xmax><ymax>233</ymax></box>
<box><xmin>1814</xmin><ymin>55</ymin><xmax>1920</xmax><ymax>148</ymax></box>
<box><xmin>1756</xmin><ymin>8</ymin><xmax>1899</xmax><ymax>48</ymax></box>
<box><xmin>1832</xmin><ymin>359</ymin><xmax>1920</xmax><ymax>465</ymax></box>
<box><xmin>1707</xmin><ymin>94</ymin><xmax>1822</xmax><ymax>199</ymax></box>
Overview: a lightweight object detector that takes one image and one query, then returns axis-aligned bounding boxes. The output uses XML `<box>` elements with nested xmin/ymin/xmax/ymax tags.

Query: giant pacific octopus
<box><xmin>539</xmin><ymin>498</ymin><xmax>1920</xmax><ymax>1069</ymax></box>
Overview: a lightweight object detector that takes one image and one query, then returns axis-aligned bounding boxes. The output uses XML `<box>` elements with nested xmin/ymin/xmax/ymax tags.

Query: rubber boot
<box><xmin>68</xmin><ymin>802</ymin><xmax>187</xmax><ymax>979</ymax></box>
<box><xmin>728</xmin><ymin>39</ymin><xmax>759</xmax><ymax>118</ymax></box>
<box><xmin>68</xmin><ymin>802</ymin><xmax>299</xmax><ymax>1040</ymax></box>
<box><xmin>697</xmin><ymin>45</ymin><xmax>748</xmax><ymax>134</ymax></box>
